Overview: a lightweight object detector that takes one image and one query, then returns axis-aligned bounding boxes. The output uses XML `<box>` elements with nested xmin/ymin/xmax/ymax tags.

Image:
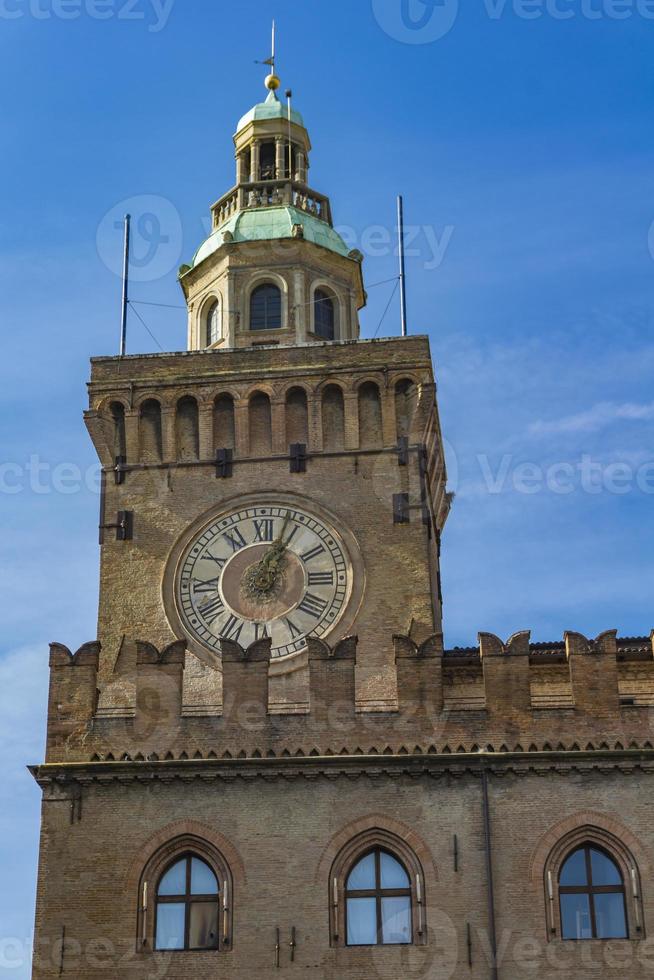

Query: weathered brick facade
<box><xmin>30</xmin><ymin>76</ymin><xmax>654</xmax><ymax>979</ymax></box>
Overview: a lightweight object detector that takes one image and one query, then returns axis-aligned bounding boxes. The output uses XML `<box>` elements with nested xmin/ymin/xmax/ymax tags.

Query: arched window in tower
<box><xmin>285</xmin><ymin>387</ymin><xmax>308</xmax><ymax>446</ymax></box>
<box><xmin>155</xmin><ymin>854</ymin><xmax>220</xmax><ymax>951</ymax></box>
<box><xmin>394</xmin><ymin>378</ymin><xmax>416</xmax><ymax>441</ymax></box>
<box><xmin>206</xmin><ymin>300</ymin><xmax>221</xmax><ymax>347</ymax></box>
<box><xmin>345</xmin><ymin>850</ymin><xmax>412</xmax><ymax>946</ymax></box>
<box><xmin>558</xmin><ymin>845</ymin><xmax>628</xmax><ymax>940</ymax></box>
<box><xmin>260</xmin><ymin>141</ymin><xmax>276</xmax><ymax>180</ymax></box>
<box><xmin>213</xmin><ymin>394</ymin><xmax>235</xmax><ymax>452</ymax></box>
<box><xmin>175</xmin><ymin>396</ymin><xmax>199</xmax><ymax>461</ymax></box>
<box><xmin>314</xmin><ymin>289</ymin><xmax>335</xmax><ymax>341</ymax></box>
<box><xmin>358</xmin><ymin>381</ymin><xmax>383</xmax><ymax>449</ymax></box>
<box><xmin>250</xmin><ymin>284</ymin><xmax>282</xmax><ymax>331</ymax></box>
<box><xmin>139</xmin><ymin>399</ymin><xmax>162</xmax><ymax>463</ymax></box>
<box><xmin>109</xmin><ymin>401</ymin><xmax>126</xmax><ymax>459</ymax></box>
<box><xmin>322</xmin><ymin>385</ymin><xmax>345</xmax><ymax>451</ymax></box>
<box><xmin>249</xmin><ymin>391</ymin><xmax>272</xmax><ymax>455</ymax></box>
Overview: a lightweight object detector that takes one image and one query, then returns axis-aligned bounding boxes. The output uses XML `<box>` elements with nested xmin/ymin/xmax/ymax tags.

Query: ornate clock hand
<box><xmin>243</xmin><ymin>514</ymin><xmax>291</xmax><ymax>598</ymax></box>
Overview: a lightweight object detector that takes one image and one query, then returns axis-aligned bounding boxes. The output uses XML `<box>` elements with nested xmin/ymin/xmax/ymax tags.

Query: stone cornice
<box><xmin>29</xmin><ymin>749</ymin><xmax>654</xmax><ymax>788</ymax></box>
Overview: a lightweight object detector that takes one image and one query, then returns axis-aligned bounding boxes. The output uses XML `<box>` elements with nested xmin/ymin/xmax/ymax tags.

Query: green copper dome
<box><xmin>192</xmin><ymin>206</ymin><xmax>351</xmax><ymax>268</ymax></box>
<box><xmin>236</xmin><ymin>90</ymin><xmax>305</xmax><ymax>132</ymax></box>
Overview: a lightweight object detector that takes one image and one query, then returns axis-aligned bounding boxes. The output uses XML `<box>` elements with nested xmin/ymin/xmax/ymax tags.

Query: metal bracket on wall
<box><xmin>216</xmin><ymin>448</ymin><xmax>233</xmax><ymax>478</ymax></box>
<box><xmin>100</xmin><ymin>511</ymin><xmax>133</xmax><ymax>541</ymax></box>
<box><xmin>290</xmin><ymin>443</ymin><xmax>307</xmax><ymax>473</ymax></box>
<box><xmin>275</xmin><ymin>927</ymin><xmax>281</xmax><ymax>968</ymax></box>
<box><xmin>114</xmin><ymin>455</ymin><xmax>126</xmax><ymax>485</ymax></box>
<box><xmin>393</xmin><ymin>493</ymin><xmax>410</xmax><ymax>524</ymax></box>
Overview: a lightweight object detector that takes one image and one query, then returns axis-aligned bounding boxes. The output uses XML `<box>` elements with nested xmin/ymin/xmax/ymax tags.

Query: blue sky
<box><xmin>1</xmin><ymin>0</ymin><xmax>653</xmax><ymax>974</ymax></box>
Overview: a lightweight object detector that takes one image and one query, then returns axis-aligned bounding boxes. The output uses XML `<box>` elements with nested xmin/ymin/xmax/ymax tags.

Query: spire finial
<box><xmin>264</xmin><ymin>20</ymin><xmax>281</xmax><ymax>92</ymax></box>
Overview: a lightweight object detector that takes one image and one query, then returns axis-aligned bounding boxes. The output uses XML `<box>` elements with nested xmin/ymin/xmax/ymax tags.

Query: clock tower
<box><xmin>30</xmin><ymin>57</ymin><xmax>654</xmax><ymax>980</ymax></box>
<box><xmin>83</xmin><ymin>73</ymin><xmax>450</xmax><ymax>719</ymax></box>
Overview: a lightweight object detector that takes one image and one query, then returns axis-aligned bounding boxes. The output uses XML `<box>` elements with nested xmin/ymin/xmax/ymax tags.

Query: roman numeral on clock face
<box><xmin>254</xmin><ymin>622</ymin><xmax>270</xmax><ymax>641</ymax></box>
<box><xmin>308</xmin><ymin>571</ymin><xmax>334</xmax><ymax>586</ymax></box>
<box><xmin>300</xmin><ymin>543</ymin><xmax>326</xmax><ymax>563</ymax></box>
<box><xmin>198</xmin><ymin>595</ymin><xmax>225</xmax><ymax>624</ymax></box>
<box><xmin>202</xmin><ymin>552</ymin><xmax>228</xmax><ymax>568</ymax></box>
<box><xmin>297</xmin><ymin>592</ymin><xmax>328</xmax><ymax>619</ymax></box>
<box><xmin>253</xmin><ymin>518</ymin><xmax>274</xmax><ymax>542</ymax></box>
<box><xmin>221</xmin><ymin>615</ymin><xmax>244</xmax><ymax>642</ymax></box>
<box><xmin>223</xmin><ymin>528</ymin><xmax>247</xmax><ymax>553</ymax></box>
<box><xmin>193</xmin><ymin>577</ymin><xmax>220</xmax><ymax>594</ymax></box>
<box><xmin>285</xmin><ymin>617</ymin><xmax>303</xmax><ymax>639</ymax></box>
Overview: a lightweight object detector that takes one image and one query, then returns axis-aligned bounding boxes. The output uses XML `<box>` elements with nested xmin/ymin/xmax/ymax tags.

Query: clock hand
<box><xmin>244</xmin><ymin>514</ymin><xmax>292</xmax><ymax>596</ymax></box>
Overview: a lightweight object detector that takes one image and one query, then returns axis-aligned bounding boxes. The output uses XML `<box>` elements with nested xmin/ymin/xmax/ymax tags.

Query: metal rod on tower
<box><xmin>119</xmin><ymin>213</ymin><xmax>131</xmax><ymax>356</ymax></box>
<box><xmin>286</xmin><ymin>89</ymin><xmax>293</xmax><ymax>179</ymax></box>
<box><xmin>397</xmin><ymin>195</ymin><xmax>408</xmax><ymax>337</ymax></box>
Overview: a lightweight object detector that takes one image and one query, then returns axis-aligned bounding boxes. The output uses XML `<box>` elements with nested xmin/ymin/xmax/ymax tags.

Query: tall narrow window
<box><xmin>346</xmin><ymin>850</ymin><xmax>412</xmax><ymax>947</ymax></box>
<box><xmin>206</xmin><ymin>301</ymin><xmax>221</xmax><ymax>346</ymax></box>
<box><xmin>175</xmin><ymin>397</ymin><xmax>199</xmax><ymax>461</ymax></box>
<box><xmin>322</xmin><ymin>385</ymin><xmax>345</xmax><ymax>451</ymax></box>
<box><xmin>155</xmin><ymin>855</ymin><xmax>220</xmax><ymax>951</ymax></box>
<box><xmin>249</xmin><ymin>391</ymin><xmax>272</xmax><ymax>455</ymax></box>
<box><xmin>213</xmin><ymin>394</ymin><xmax>235</xmax><ymax>451</ymax></box>
<box><xmin>139</xmin><ymin>399</ymin><xmax>162</xmax><ymax>463</ymax></box>
<box><xmin>250</xmin><ymin>284</ymin><xmax>282</xmax><ymax>331</ymax></box>
<box><xmin>559</xmin><ymin>846</ymin><xmax>628</xmax><ymax>940</ymax></box>
<box><xmin>358</xmin><ymin>381</ymin><xmax>383</xmax><ymax>449</ymax></box>
<box><xmin>314</xmin><ymin>289</ymin><xmax>335</xmax><ymax>340</ymax></box>
<box><xmin>109</xmin><ymin>402</ymin><xmax>126</xmax><ymax>459</ymax></box>
<box><xmin>285</xmin><ymin>387</ymin><xmax>308</xmax><ymax>446</ymax></box>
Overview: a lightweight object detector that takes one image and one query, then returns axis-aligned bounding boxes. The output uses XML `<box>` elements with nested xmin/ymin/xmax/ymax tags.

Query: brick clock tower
<box><xmin>31</xmin><ymin>68</ymin><xmax>654</xmax><ymax>980</ymax></box>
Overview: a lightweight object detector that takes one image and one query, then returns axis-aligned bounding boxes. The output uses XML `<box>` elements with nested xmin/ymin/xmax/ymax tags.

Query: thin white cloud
<box><xmin>529</xmin><ymin>401</ymin><xmax>654</xmax><ymax>436</ymax></box>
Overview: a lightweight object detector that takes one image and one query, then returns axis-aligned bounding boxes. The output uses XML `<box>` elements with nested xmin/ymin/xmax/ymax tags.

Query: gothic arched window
<box><xmin>155</xmin><ymin>854</ymin><xmax>220</xmax><ymax>951</ymax></box>
<box><xmin>250</xmin><ymin>284</ymin><xmax>282</xmax><ymax>331</ymax></box>
<box><xmin>558</xmin><ymin>846</ymin><xmax>628</xmax><ymax>940</ymax></box>
<box><xmin>345</xmin><ymin>849</ymin><xmax>413</xmax><ymax>946</ymax></box>
<box><xmin>206</xmin><ymin>300</ymin><xmax>221</xmax><ymax>346</ymax></box>
<box><xmin>314</xmin><ymin>289</ymin><xmax>335</xmax><ymax>340</ymax></box>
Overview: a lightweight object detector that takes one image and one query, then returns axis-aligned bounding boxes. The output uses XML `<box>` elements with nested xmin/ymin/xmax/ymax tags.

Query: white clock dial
<box><xmin>175</xmin><ymin>503</ymin><xmax>350</xmax><ymax>658</ymax></box>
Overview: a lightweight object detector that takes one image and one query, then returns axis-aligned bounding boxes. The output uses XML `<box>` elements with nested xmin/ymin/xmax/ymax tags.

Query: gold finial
<box><xmin>264</xmin><ymin>20</ymin><xmax>281</xmax><ymax>92</ymax></box>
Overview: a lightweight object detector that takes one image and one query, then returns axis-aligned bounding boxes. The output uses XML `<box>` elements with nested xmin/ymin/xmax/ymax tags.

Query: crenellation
<box><xmin>44</xmin><ymin>629</ymin><xmax>654</xmax><ymax>766</ymax></box>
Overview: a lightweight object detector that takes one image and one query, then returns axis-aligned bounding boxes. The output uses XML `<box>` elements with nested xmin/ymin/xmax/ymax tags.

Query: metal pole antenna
<box><xmin>397</xmin><ymin>195</ymin><xmax>408</xmax><ymax>337</ymax></box>
<box><xmin>119</xmin><ymin>213</ymin><xmax>131</xmax><ymax>356</ymax></box>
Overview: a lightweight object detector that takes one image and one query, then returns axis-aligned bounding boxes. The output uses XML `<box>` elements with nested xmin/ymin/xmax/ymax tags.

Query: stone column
<box><xmin>308</xmin><ymin>393</ymin><xmax>323</xmax><ymax>453</ymax></box>
<box><xmin>297</xmin><ymin>150</ymin><xmax>307</xmax><ymax>183</ymax></box>
<box><xmin>234</xmin><ymin>398</ymin><xmax>249</xmax><ymax>458</ymax></box>
<box><xmin>198</xmin><ymin>400</ymin><xmax>214</xmax><ymax>460</ymax></box>
<box><xmin>271</xmin><ymin>399</ymin><xmax>287</xmax><ymax>455</ymax></box>
<box><xmin>293</xmin><ymin>269</ymin><xmax>307</xmax><ymax>343</ymax></box>
<box><xmin>350</xmin><ymin>296</ymin><xmax>359</xmax><ymax>340</ymax></box>
<box><xmin>161</xmin><ymin>407</ymin><xmax>176</xmax><ymax>463</ymax></box>
<box><xmin>249</xmin><ymin>140</ymin><xmax>260</xmax><ymax>182</ymax></box>
<box><xmin>124</xmin><ymin>409</ymin><xmax>139</xmax><ymax>464</ymax></box>
<box><xmin>344</xmin><ymin>392</ymin><xmax>359</xmax><ymax>450</ymax></box>
<box><xmin>275</xmin><ymin>137</ymin><xmax>285</xmax><ymax>179</ymax></box>
<box><xmin>381</xmin><ymin>386</ymin><xmax>397</xmax><ymax>448</ymax></box>
<box><xmin>236</xmin><ymin>152</ymin><xmax>247</xmax><ymax>183</ymax></box>
<box><xmin>224</xmin><ymin>274</ymin><xmax>236</xmax><ymax>348</ymax></box>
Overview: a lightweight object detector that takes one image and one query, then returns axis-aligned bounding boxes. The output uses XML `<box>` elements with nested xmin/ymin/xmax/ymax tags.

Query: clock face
<box><xmin>175</xmin><ymin>503</ymin><xmax>351</xmax><ymax>658</ymax></box>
